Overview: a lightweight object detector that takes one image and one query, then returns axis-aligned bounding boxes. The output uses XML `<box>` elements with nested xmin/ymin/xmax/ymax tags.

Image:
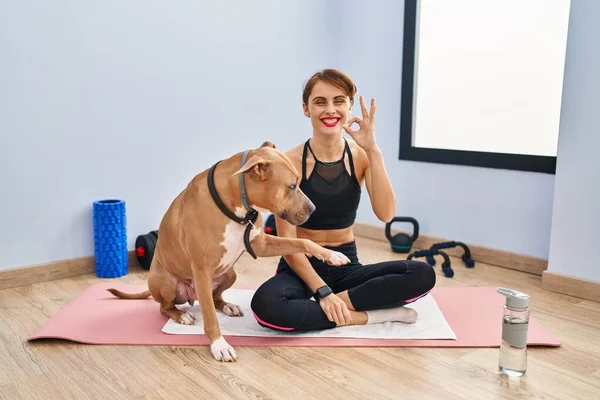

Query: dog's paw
<box><xmin>180</xmin><ymin>312</ymin><xmax>196</xmax><ymax>325</ymax></box>
<box><xmin>222</xmin><ymin>303</ymin><xmax>244</xmax><ymax>317</ymax></box>
<box><xmin>177</xmin><ymin>311</ymin><xmax>196</xmax><ymax>325</ymax></box>
<box><xmin>210</xmin><ymin>336</ymin><xmax>237</xmax><ymax>362</ymax></box>
<box><xmin>326</xmin><ymin>251</ymin><xmax>351</xmax><ymax>266</ymax></box>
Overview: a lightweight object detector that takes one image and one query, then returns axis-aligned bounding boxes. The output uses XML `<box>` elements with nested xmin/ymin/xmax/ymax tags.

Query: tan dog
<box><xmin>107</xmin><ymin>141</ymin><xmax>350</xmax><ymax>362</ymax></box>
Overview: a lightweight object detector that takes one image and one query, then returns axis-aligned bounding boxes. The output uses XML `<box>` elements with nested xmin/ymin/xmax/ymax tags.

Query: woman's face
<box><xmin>303</xmin><ymin>80</ymin><xmax>352</xmax><ymax>137</ymax></box>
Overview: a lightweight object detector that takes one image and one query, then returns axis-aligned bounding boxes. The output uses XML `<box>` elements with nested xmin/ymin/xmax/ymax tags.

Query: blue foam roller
<box><xmin>93</xmin><ymin>199</ymin><xmax>128</xmax><ymax>278</ymax></box>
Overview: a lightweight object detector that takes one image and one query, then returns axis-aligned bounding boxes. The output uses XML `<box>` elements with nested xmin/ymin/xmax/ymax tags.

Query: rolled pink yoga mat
<box><xmin>27</xmin><ymin>283</ymin><xmax>560</xmax><ymax>348</ymax></box>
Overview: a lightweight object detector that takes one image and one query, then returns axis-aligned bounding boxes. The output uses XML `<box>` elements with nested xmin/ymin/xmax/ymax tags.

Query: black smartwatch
<box><xmin>314</xmin><ymin>285</ymin><xmax>333</xmax><ymax>301</ymax></box>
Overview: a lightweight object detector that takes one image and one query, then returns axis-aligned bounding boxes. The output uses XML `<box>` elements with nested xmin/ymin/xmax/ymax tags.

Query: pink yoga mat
<box><xmin>27</xmin><ymin>283</ymin><xmax>560</xmax><ymax>348</ymax></box>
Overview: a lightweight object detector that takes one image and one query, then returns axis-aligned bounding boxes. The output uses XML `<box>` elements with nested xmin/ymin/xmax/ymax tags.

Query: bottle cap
<box><xmin>497</xmin><ymin>287</ymin><xmax>530</xmax><ymax>309</ymax></box>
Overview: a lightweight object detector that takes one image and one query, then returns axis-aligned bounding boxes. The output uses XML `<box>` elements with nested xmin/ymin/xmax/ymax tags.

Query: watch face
<box><xmin>317</xmin><ymin>286</ymin><xmax>332</xmax><ymax>298</ymax></box>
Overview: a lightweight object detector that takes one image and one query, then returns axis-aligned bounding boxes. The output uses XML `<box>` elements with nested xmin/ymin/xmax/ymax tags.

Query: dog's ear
<box><xmin>260</xmin><ymin>141</ymin><xmax>276</xmax><ymax>149</ymax></box>
<box><xmin>232</xmin><ymin>155</ymin><xmax>272</xmax><ymax>181</ymax></box>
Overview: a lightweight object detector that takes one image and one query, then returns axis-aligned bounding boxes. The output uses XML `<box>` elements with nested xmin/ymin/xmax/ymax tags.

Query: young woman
<box><xmin>250</xmin><ymin>69</ymin><xmax>436</xmax><ymax>331</ymax></box>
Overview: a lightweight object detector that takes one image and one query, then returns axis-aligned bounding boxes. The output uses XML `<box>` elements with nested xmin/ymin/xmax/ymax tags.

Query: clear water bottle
<box><xmin>497</xmin><ymin>287</ymin><xmax>530</xmax><ymax>376</ymax></box>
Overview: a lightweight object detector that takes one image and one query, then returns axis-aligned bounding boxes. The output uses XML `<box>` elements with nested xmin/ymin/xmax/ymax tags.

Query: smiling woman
<box><xmin>249</xmin><ymin>68</ymin><xmax>437</xmax><ymax>334</ymax></box>
<box><xmin>399</xmin><ymin>0</ymin><xmax>572</xmax><ymax>174</ymax></box>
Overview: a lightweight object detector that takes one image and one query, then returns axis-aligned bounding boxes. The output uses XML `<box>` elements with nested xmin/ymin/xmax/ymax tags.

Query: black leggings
<box><xmin>250</xmin><ymin>241</ymin><xmax>437</xmax><ymax>331</ymax></box>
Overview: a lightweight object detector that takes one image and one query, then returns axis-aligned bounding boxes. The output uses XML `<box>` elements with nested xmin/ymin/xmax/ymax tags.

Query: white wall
<box><xmin>3</xmin><ymin>1</ymin><xmax>587</xmax><ymax>272</ymax></box>
<box><xmin>338</xmin><ymin>1</ymin><xmax>556</xmax><ymax>259</ymax></box>
<box><xmin>547</xmin><ymin>0</ymin><xmax>600</xmax><ymax>282</ymax></box>
<box><xmin>0</xmin><ymin>0</ymin><xmax>331</xmax><ymax>270</ymax></box>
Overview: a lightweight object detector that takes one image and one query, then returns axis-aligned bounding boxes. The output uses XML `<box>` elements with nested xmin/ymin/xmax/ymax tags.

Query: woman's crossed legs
<box><xmin>250</xmin><ymin>246</ymin><xmax>437</xmax><ymax>331</ymax></box>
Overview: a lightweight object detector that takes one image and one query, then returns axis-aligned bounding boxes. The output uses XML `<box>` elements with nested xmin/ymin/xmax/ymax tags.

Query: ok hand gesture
<box><xmin>342</xmin><ymin>96</ymin><xmax>377</xmax><ymax>151</ymax></box>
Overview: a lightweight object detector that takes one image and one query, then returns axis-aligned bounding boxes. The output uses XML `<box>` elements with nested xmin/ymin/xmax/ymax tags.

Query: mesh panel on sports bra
<box><xmin>310</xmin><ymin>160</ymin><xmax>349</xmax><ymax>197</ymax></box>
<box><xmin>298</xmin><ymin>139</ymin><xmax>361</xmax><ymax>230</ymax></box>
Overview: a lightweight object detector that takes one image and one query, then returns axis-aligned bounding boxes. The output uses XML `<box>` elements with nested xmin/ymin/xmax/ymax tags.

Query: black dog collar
<box><xmin>207</xmin><ymin>150</ymin><xmax>259</xmax><ymax>259</ymax></box>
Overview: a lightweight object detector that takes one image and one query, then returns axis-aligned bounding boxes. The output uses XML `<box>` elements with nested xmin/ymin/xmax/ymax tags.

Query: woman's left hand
<box><xmin>342</xmin><ymin>96</ymin><xmax>377</xmax><ymax>151</ymax></box>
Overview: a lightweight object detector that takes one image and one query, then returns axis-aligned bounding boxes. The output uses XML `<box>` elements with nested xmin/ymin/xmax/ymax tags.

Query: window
<box><xmin>399</xmin><ymin>0</ymin><xmax>571</xmax><ymax>174</ymax></box>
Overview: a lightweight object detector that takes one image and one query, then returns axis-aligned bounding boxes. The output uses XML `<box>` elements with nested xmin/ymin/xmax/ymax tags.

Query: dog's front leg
<box><xmin>192</xmin><ymin>263</ymin><xmax>237</xmax><ymax>362</ymax></box>
<box><xmin>251</xmin><ymin>233</ymin><xmax>350</xmax><ymax>266</ymax></box>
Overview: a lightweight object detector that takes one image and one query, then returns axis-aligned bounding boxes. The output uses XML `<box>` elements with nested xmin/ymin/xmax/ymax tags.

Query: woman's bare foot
<box><xmin>365</xmin><ymin>306</ymin><xmax>418</xmax><ymax>325</ymax></box>
<box><xmin>334</xmin><ymin>290</ymin><xmax>417</xmax><ymax>326</ymax></box>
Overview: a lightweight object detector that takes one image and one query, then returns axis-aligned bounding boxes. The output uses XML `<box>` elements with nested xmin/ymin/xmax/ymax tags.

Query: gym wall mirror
<box><xmin>399</xmin><ymin>0</ymin><xmax>571</xmax><ymax>174</ymax></box>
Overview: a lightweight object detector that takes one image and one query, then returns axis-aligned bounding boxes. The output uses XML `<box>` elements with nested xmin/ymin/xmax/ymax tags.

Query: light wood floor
<box><xmin>1</xmin><ymin>236</ymin><xmax>599</xmax><ymax>400</ymax></box>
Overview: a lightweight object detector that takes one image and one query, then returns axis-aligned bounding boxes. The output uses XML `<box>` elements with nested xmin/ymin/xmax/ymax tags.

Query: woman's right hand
<box><xmin>319</xmin><ymin>294</ymin><xmax>352</xmax><ymax>326</ymax></box>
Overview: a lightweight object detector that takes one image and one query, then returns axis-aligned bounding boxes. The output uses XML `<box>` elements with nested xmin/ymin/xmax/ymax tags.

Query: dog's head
<box><xmin>232</xmin><ymin>141</ymin><xmax>315</xmax><ymax>226</ymax></box>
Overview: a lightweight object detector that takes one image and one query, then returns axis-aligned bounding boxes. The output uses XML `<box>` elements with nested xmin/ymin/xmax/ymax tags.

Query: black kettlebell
<box><xmin>135</xmin><ymin>230</ymin><xmax>158</xmax><ymax>270</ymax></box>
<box><xmin>385</xmin><ymin>217</ymin><xmax>419</xmax><ymax>253</ymax></box>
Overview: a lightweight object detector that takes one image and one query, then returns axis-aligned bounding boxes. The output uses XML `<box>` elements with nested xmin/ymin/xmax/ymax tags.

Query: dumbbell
<box><xmin>264</xmin><ymin>214</ymin><xmax>277</xmax><ymax>236</ymax></box>
<box><xmin>135</xmin><ymin>230</ymin><xmax>158</xmax><ymax>270</ymax></box>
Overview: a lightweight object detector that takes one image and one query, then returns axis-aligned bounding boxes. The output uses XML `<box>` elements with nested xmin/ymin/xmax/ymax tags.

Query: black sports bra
<box><xmin>298</xmin><ymin>138</ymin><xmax>361</xmax><ymax>230</ymax></box>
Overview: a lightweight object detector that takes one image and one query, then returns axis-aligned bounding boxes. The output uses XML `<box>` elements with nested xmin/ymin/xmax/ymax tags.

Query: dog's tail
<box><xmin>106</xmin><ymin>288</ymin><xmax>151</xmax><ymax>299</ymax></box>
